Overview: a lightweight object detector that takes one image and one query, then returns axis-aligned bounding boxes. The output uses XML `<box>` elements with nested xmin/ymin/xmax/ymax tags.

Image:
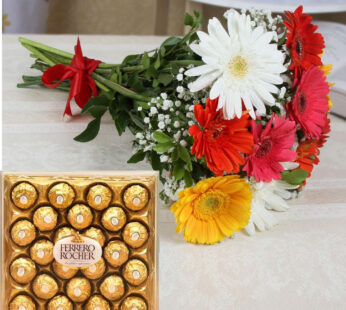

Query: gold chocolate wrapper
<box><xmin>10</xmin><ymin>257</ymin><xmax>37</xmax><ymax>284</ymax></box>
<box><xmin>11</xmin><ymin>219</ymin><xmax>36</xmax><ymax>246</ymax></box>
<box><xmin>3</xmin><ymin>173</ymin><xmax>158</xmax><ymax>310</ymax></box>
<box><xmin>123</xmin><ymin>221</ymin><xmax>149</xmax><ymax>248</ymax></box>
<box><xmin>30</xmin><ymin>239</ymin><xmax>54</xmax><ymax>265</ymax></box>
<box><xmin>87</xmin><ymin>184</ymin><xmax>112</xmax><ymax>210</ymax></box>
<box><xmin>121</xmin><ymin>295</ymin><xmax>148</xmax><ymax>310</ymax></box>
<box><xmin>66</xmin><ymin>277</ymin><xmax>91</xmax><ymax>303</ymax></box>
<box><xmin>11</xmin><ymin>182</ymin><xmax>38</xmax><ymax>209</ymax></box>
<box><xmin>48</xmin><ymin>182</ymin><xmax>75</xmax><ymax>209</ymax></box>
<box><xmin>100</xmin><ymin>274</ymin><xmax>125</xmax><ymax>301</ymax></box>
<box><xmin>32</xmin><ymin>273</ymin><xmax>59</xmax><ymax>300</ymax></box>
<box><xmin>67</xmin><ymin>203</ymin><xmax>93</xmax><ymax>229</ymax></box>
<box><xmin>81</xmin><ymin>257</ymin><xmax>106</xmax><ymax>279</ymax></box>
<box><xmin>54</xmin><ymin>226</ymin><xmax>76</xmax><ymax>243</ymax></box>
<box><xmin>9</xmin><ymin>294</ymin><xmax>37</xmax><ymax>310</ymax></box>
<box><xmin>123</xmin><ymin>184</ymin><xmax>149</xmax><ymax>211</ymax></box>
<box><xmin>123</xmin><ymin>259</ymin><xmax>148</xmax><ymax>286</ymax></box>
<box><xmin>47</xmin><ymin>294</ymin><xmax>73</xmax><ymax>310</ymax></box>
<box><xmin>33</xmin><ymin>206</ymin><xmax>58</xmax><ymax>231</ymax></box>
<box><xmin>83</xmin><ymin>226</ymin><xmax>106</xmax><ymax>247</ymax></box>
<box><xmin>101</xmin><ymin>206</ymin><xmax>127</xmax><ymax>232</ymax></box>
<box><xmin>52</xmin><ymin>261</ymin><xmax>79</xmax><ymax>280</ymax></box>
<box><xmin>85</xmin><ymin>295</ymin><xmax>111</xmax><ymax>310</ymax></box>
<box><xmin>104</xmin><ymin>240</ymin><xmax>129</xmax><ymax>267</ymax></box>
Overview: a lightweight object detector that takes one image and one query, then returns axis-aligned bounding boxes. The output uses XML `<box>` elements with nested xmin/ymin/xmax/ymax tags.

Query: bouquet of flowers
<box><xmin>18</xmin><ymin>6</ymin><xmax>332</xmax><ymax>244</ymax></box>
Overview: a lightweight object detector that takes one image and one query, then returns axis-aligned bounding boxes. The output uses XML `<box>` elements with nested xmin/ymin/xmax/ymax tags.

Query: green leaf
<box><xmin>129</xmin><ymin>113</ymin><xmax>144</xmax><ymax>129</ymax></box>
<box><xmin>171</xmin><ymin>147</ymin><xmax>179</xmax><ymax>161</ymax></box>
<box><xmin>178</xmin><ymin>145</ymin><xmax>192</xmax><ymax>171</ymax></box>
<box><xmin>153</xmin><ymin>142</ymin><xmax>174</xmax><ymax>153</ymax></box>
<box><xmin>151</xmin><ymin>152</ymin><xmax>161</xmax><ymax>171</ymax></box>
<box><xmin>184</xmin><ymin>13</ymin><xmax>194</xmax><ymax>26</ymax></box>
<box><xmin>74</xmin><ymin>118</ymin><xmax>101</xmax><ymax>142</ymax></box>
<box><xmin>81</xmin><ymin>95</ymin><xmax>110</xmax><ymax>114</ymax></box>
<box><xmin>281</xmin><ymin>169</ymin><xmax>309</xmax><ymax>185</ymax></box>
<box><xmin>141</xmin><ymin>52</ymin><xmax>150</xmax><ymax>69</ymax></box>
<box><xmin>113</xmin><ymin>111</ymin><xmax>129</xmax><ymax>135</ymax></box>
<box><xmin>153</xmin><ymin>131</ymin><xmax>172</xmax><ymax>143</ymax></box>
<box><xmin>173</xmin><ymin>162</ymin><xmax>185</xmax><ymax>180</ymax></box>
<box><xmin>127</xmin><ymin>150</ymin><xmax>146</xmax><ymax>164</ymax></box>
<box><xmin>161</xmin><ymin>36</ymin><xmax>181</xmax><ymax>47</ymax></box>
<box><xmin>158</xmin><ymin>72</ymin><xmax>173</xmax><ymax>86</ymax></box>
<box><xmin>184</xmin><ymin>171</ymin><xmax>193</xmax><ymax>187</ymax></box>
<box><xmin>154</xmin><ymin>55</ymin><xmax>160</xmax><ymax>70</ymax></box>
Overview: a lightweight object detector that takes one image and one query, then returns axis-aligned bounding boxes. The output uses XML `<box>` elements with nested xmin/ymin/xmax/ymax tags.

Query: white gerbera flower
<box><xmin>185</xmin><ymin>10</ymin><xmax>286</xmax><ymax>119</ymax></box>
<box><xmin>244</xmin><ymin>180</ymin><xmax>298</xmax><ymax>235</ymax></box>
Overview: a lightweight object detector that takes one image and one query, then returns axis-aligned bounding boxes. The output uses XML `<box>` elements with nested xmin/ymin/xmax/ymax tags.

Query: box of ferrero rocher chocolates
<box><xmin>2</xmin><ymin>172</ymin><xmax>158</xmax><ymax>310</ymax></box>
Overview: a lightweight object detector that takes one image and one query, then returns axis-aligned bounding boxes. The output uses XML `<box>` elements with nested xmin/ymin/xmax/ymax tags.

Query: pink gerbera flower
<box><xmin>243</xmin><ymin>114</ymin><xmax>297</xmax><ymax>182</ymax></box>
<box><xmin>287</xmin><ymin>66</ymin><xmax>329</xmax><ymax>139</ymax></box>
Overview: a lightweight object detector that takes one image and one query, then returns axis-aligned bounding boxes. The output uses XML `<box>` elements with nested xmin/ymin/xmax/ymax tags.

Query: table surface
<box><xmin>3</xmin><ymin>34</ymin><xmax>346</xmax><ymax>309</ymax></box>
<box><xmin>192</xmin><ymin>0</ymin><xmax>346</xmax><ymax>13</ymax></box>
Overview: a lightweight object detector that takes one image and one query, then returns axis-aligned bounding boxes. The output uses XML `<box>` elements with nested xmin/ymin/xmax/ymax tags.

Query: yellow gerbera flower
<box><xmin>171</xmin><ymin>175</ymin><xmax>252</xmax><ymax>245</ymax></box>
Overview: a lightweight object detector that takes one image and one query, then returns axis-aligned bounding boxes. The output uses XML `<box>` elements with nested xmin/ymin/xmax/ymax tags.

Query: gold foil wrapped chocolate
<box><xmin>123</xmin><ymin>221</ymin><xmax>149</xmax><ymax>248</ymax></box>
<box><xmin>48</xmin><ymin>182</ymin><xmax>75</xmax><ymax>209</ymax></box>
<box><xmin>123</xmin><ymin>259</ymin><xmax>148</xmax><ymax>286</ymax></box>
<box><xmin>81</xmin><ymin>257</ymin><xmax>106</xmax><ymax>280</ymax></box>
<box><xmin>100</xmin><ymin>274</ymin><xmax>125</xmax><ymax>301</ymax></box>
<box><xmin>66</xmin><ymin>277</ymin><xmax>91</xmax><ymax>303</ymax></box>
<box><xmin>3</xmin><ymin>173</ymin><xmax>157</xmax><ymax>310</ymax></box>
<box><xmin>52</xmin><ymin>261</ymin><xmax>79</xmax><ymax>280</ymax></box>
<box><xmin>85</xmin><ymin>295</ymin><xmax>111</xmax><ymax>310</ymax></box>
<box><xmin>87</xmin><ymin>184</ymin><xmax>112</xmax><ymax>210</ymax></box>
<box><xmin>33</xmin><ymin>206</ymin><xmax>58</xmax><ymax>231</ymax></box>
<box><xmin>11</xmin><ymin>219</ymin><xmax>36</xmax><ymax>246</ymax></box>
<box><xmin>83</xmin><ymin>226</ymin><xmax>106</xmax><ymax>247</ymax></box>
<box><xmin>101</xmin><ymin>206</ymin><xmax>127</xmax><ymax>232</ymax></box>
<box><xmin>104</xmin><ymin>240</ymin><xmax>129</xmax><ymax>267</ymax></box>
<box><xmin>67</xmin><ymin>204</ymin><xmax>93</xmax><ymax>230</ymax></box>
<box><xmin>54</xmin><ymin>226</ymin><xmax>76</xmax><ymax>243</ymax></box>
<box><xmin>30</xmin><ymin>239</ymin><xmax>54</xmax><ymax>265</ymax></box>
<box><xmin>11</xmin><ymin>182</ymin><xmax>38</xmax><ymax>209</ymax></box>
<box><xmin>121</xmin><ymin>295</ymin><xmax>148</xmax><ymax>310</ymax></box>
<box><xmin>10</xmin><ymin>257</ymin><xmax>37</xmax><ymax>284</ymax></box>
<box><xmin>47</xmin><ymin>295</ymin><xmax>73</xmax><ymax>310</ymax></box>
<box><xmin>9</xmin><ymin>294</ymin><xmax>36</xmax><ymax>310</ymax></box>
<box><xmin>123</xmin><ymin>184</ymin><xmax>149</xmax><ymax>211</ymax></box>
<box><xmin>32</xmin><ymin>273</ymin><xmax>59</xmax><ymax>300</ymax></box>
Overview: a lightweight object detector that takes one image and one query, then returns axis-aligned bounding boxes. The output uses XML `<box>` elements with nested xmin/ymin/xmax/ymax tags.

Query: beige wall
<box><xmin>46</xmin><ymin>0</ymin><xmax>346</xmax><ymax>35</ymax></box>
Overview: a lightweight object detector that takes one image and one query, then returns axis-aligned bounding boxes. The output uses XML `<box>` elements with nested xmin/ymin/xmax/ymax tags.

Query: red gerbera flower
<box><xmin>287</xmin><ymin>66</ymin><xmax>329</xmax><ymax>139</ymax></box>
<box><xmin>188</xmin><ymin>98</ymin><xmax>253</xmax><ymax>176</ymax></box>
<box><xmin>243</xmin><ymin>114</ymin><xmax>297</xmax><ymax>182</ymax></box>
<box><xmin>284</xmin><ymin>5</ymin><xmax>325</xmax><ymax>86</ymax></box>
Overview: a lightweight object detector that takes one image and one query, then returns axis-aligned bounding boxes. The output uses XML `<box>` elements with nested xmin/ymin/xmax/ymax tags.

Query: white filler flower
<box><xmin>185</xmin><ymin>10</ymin><xmax>285</xmax><ymax>119</ymax></box>
<box><xmin>244</xmin><ymin>180</ymin><xmax>298</xmax><ymax>235</ymax></box>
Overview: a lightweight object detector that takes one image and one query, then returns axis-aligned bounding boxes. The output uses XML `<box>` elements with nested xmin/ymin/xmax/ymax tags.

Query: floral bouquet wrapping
<box><xmin>18</xmin><ymin>6</ymin><xmax>332</xmax><ymax>244</ymax></box>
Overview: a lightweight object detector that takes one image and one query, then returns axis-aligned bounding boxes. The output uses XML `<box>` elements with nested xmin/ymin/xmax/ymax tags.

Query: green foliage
<box><xmin>153</xmin><ymin>131</ymin><xmax>172</xmax><ymax>143</ymax></box>
<box><xmin>127</xmin><ymin>150</ymin><xmax>146</xmax><ymax>163</ymax></box>
<box><xmin>74</xmin><ymin>118</ymin><xmax>101</xmax><ymax>142</ymax></box>
<box><xmin>281</xmin><ymin>169</ymin><xmax>309</xmax><ymax>185</ymax></box>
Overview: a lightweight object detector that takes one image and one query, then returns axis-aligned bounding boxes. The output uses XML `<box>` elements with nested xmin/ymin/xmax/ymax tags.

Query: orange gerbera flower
<box><xmin>296</xmin><ymin>116</ymin><xmax>330</xmax><ymax>178</ymax></box>
<box><xmin>188</xmin><ymin>98</ymin><xmax>253</xmax><ymax>176</ymax></box>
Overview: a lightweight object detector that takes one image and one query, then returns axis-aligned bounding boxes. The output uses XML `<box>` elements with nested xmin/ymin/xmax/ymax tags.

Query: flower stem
<box><xmin>91</xmin><ymin>72</ymin><xmax>151</xmax><ymax>102</ymax></box>
<box><xmin>22</xmin><ymin>43</ymin><xmax>56</xmax><ymax>67</ymax></box>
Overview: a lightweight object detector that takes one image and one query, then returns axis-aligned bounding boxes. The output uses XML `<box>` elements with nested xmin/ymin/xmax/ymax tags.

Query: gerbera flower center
<box><xmin>256</xmin><ymin>138</ymin><xmax>273</xmax><ymax>158</ymax></box>
<box><xmin>295</xmin><ymin>37</ymin><xmax>303</xmax><ymax>57</ymax></box>
<box><xmin>228</xmin><ymin>56</ymin><xmax>248</xmax><ymax>79</ymax></box>
<box><xmin>195</xmin><ymin>190</ymin><xmax>226</xmax><ymax>218</ymax></box>
<box><xmin>298</xmin><ymin>92</ymin><xmax>307</xmax><ymax>113</ymax></box>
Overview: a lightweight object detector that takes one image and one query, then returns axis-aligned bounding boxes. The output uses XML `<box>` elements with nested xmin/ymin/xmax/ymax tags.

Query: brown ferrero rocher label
<box><xmin>2</xmin><ymin>172</ymin><xmax>158</xmax><ymax>310</ymax></box>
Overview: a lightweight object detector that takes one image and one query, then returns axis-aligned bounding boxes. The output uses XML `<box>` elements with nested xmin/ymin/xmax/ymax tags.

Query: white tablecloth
<box><xmin>3</xmin><ymin>34</ymin><xmax>346</xmax><ymax>309</ymax></box>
